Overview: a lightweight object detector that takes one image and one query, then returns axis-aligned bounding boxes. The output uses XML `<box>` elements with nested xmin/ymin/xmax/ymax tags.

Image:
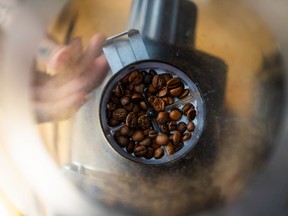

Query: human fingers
<box><xmin>34</xmin><ymin>92</ymin><xmax>87</xmax><ymax>123</ymax></box>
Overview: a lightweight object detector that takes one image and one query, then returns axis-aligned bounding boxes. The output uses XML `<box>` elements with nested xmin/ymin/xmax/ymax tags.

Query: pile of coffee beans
<box><xmin>105</xmin><ymin>69</ymin><xmax>197</xmax><ymax>160</ymax></box>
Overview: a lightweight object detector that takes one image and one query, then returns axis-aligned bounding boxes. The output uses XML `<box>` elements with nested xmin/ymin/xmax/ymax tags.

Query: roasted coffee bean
<box><xmin>160</xmin><ymin>73</ymin><xmax>173</xmax><ymax>82</ymax></box>
<box><xmin>148</xmin><ymin>84</ymin><xmax>158</xmax><ymax>94</ymax></box>
<box><xmin>145</xmin><ymin>147</ymin><xmax>155</xmax><ymax>159</ymax></box>
<box><xmin>121</xmin><ymin>96</ymin><xmax>130</xmax><ymax>106</ymax></box>
<box><xmin>144</xmin><ymin>128</ymin><xmax>152</xmax><ymax>136</ymax></box>
<box><xmin>113</xmin><ymin>108</ymin><xmax>127</xmax><ymax>121</ymax></box>
<box><xmin>139</xmin><ymin>137</ymin><xmax>152</xmax><ymax>146</ymax></box>
<box><xmin>174</xmin><ymin>142</ymin><xmax>184</xmax><ymax>152</ymax></box>
<box><xmin>151</xmin><ymin>97</ymin><xmax>165</xmax><ymax>112</ymax></box>
<box><xmin>131</xmin><ymin>92</ymin><xmax>144</xmax><ymax>102</ymax></box>
<box><xmin>170</xmin><ymin>108</ymin><xmax>183</xmax><ymax>121</ymax></box>
<box><xmin>126</xmin><ymin>112</ymin><xmax>138</xmax><ymax>128</ymax></box>
<box><xmin>187</xmin><ymin>121</ymin><xmax>195</xmax><ymax>132</ymax></box>
<box><xmin>187</xmin><ymin>109</ymin><xmax>196</xmax><ymax>121</ymax></box>
<box><xmin>106</xmin><ymin>102</ymin><xmax>118</xmax><ymax>111</ymax></box>
<box><xmin>115</xmin><ymin>135</ymin><xmax>129</xmax><ymax>147</ymax></box>
<box><xmin>110</xmin><ymin>94</ymin><xmax>120</xmax><ymax>104</ymax></box>
<box><xmin>139</xmin><ymin>101</ymin><xmax>148</xmax><ymax>111</ymax></box>
<box><xmin>182</xmin><ymin>132</ymin><xmax>192</xmax><ymax>141</ymax></box>
<box><xmin>160</xmin><ymin>124</ymin><xmax>170</xmax><ymax>135</ymax></box>
<box><xmin>149</xmin><ymin>69</ymin><xmax>157</xmax><ymax>76</ymax></box>
<box><xmin>148</xmin><ymin>130</ymin><xmax>158</xmax><ymax>139</ymax></box>
<box><xmin>152</xmin><ymin>74</ymin><xmax>165</xmax><ymax>89</ymax></box>
<box><xmin>168</xmin><ymin>121</ymin><xmax>177</xmax><ymax>131</ymax></box>
<box><xmin>123</xmin><ymin>102</ymin><xmax>134</xmax><ymax>112</ymax></box>
<box><xmin>138</xmin><ymin>115</ymin><xmax>151</xmax><ymax>129</ymax></box>
<box><xmin>178</xmin><ymin>89</ymin><xmax>190</xmax><ymax>99</ymax></box>
<box><xmin>156</xmin><ymin>111</ymin><xmax>170</xmax><ymax>124</ymax></box>
<box><xmin>171</xmin><ymin>131</ymin><xmax>181</xmax><ymax>145</ymax></box>
<box><xmin>126</xmin><ymin>141</ymin><xmax>135</xmax><ymax>153</ymax></box>
<box><xmin>177</xmin><ymin>122</ymin><xmax>187</xmax><ymax>133</ymax></box>
<box><xmin>132</xmin><ymin>103</ymin><xmax>141</xmax><ymax>113</ymax></box>
<box><xmin>182</xmin><ymin>103</ymin><xmax>195</xmax><ymax>115</ymax></box>
<box><xmin>134</xmin><ymin>145</ymin><xmax>148</xmax><ymax>157</ymax></box>
<box><xmin>134</xmin><ymin>83</ymin><xmax>145</xmax><ymax>93</ymax></box>
<box><xmin>154</xmin><ymin>147</ymin><xmax>164</xmax><ymax>159</ymax></box>
<box><xmin>127</xmin><ymin>83</ymin><xmax>134</xmax><ymax>91</ymax></box>
<box><xmin>132</xmin><ymin>130</ymin><xmax>145</xmax><ymax>142</ymax></box>
<box><xmin>156</xmin><ymin>134</ymin><xmax>170</xmax><ymax>145</ymax></box>
<box><xmin>121</xmin><ymin>74</ymin><xmax>130</xmax><ymax>84</ymax></box>
<box><xmin>143</xmin><ymin>73</ymin><xmax>153</xmax><ymax>85</ymax></box>
<box><xmin>115</xmin><ymin>84</ymin><xmax>124</xmax><ymax>97</ymax></box>
<box><xmin>119</xmin><ymin>125</ymin><xmax>131</xmax><ymax>136</ymax></box>
<box><xmin>124</xmin><ymin>89</ymin><xmax>131</xmax><ymax>97</ymax></box>
<box><xmin>138</xmin><ymin>110</ymin><xmax>147</xmax><ymax>116</ymax></box>
<box><xmin>108</xmin><ymin>118</ymin><xmax>121</xmax><ymax>127</ymax></box>
<box><xmin>152</xmin><ymin>142</ymin><xmax>161</xmax><ymax>150</ymax></box>
<box><xmin>167</xmin><ymin>77</ymin><xmax>181</xmax><ymax>89</ymax></box>
<box><xmin>165</xmin><ymin>142</ymin><xmax>175</xmax><ymax>155</ymax></box>
<box><xmin>163</xmin><ymin>96</ymin><xmax>174</xmax><ymax>105</ymax></box>
<box><xmin>129</xmin><ymin>71</ymin><xmax>143</xmax><ymax>85</ymax></box>
<box><xmin>169</xmin><ymin>83</ymin><xmax>184</xmax><ymax>97</ymax></box>
<box><xmin>158</xmin><ymin>86</ymin><xmax>169</xmax><ymax>97</ymax></box>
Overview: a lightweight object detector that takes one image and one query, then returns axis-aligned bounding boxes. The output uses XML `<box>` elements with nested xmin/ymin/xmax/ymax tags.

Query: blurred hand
<box><xmin>33</xmin><ymin>34</ymin><xmax>109</xmax><ymax>123</ymax></box>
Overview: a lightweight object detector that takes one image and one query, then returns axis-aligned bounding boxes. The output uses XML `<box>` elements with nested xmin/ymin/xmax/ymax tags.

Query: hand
<box><xmin>32</xmin><ymin>34</ymin><xmax>109</xmax><ymax>123</ymax></box>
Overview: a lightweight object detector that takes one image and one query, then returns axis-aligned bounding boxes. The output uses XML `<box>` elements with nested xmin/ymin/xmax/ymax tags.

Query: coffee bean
<box><xmin>167</xmin><ymin>77</ymin><xmax>181</xmax><ymax>89</ymax></box>
<box><xmin>165</xmin><ymin>142</ymin><xmax>175</xmax><ymax>155</ymax></box>
<box><xmin>108</xmin><ymin>118</ymin><xmax>121</xmax><ymax>127</ymax></box>
<box><xmin>139</xmin><ymin>101</ymin><xmax>148</xmax><ymax>111</ymax></box>
<box><xmin>187</xmin><ymin>109</ymin><xmax>196</xmax><ymax>121</ymax></box>
<box><xmin>160</xmin><ymin>124</ymin><xmax>170</xmax><ymax>135</ymax></box>
<box><xmin>163</xmin><ymin>96</ymin><xmax>174</xmax><ymax>105</ymax></box>
<box><xmin>156</xmin><ymin>134</ymin><xmax>170</xmax><ymax>145</ymax></box>
<box><xmin>138</xmin><ymin>115</ymin><xmax>151</xmax><ymax>130</ymax></box>
<box><xmin>121</xmin><ymin>96</ymin><xmax>130</xmax><ymax>106</ymax></box>
<box><xmin>132</xmin><ymin>130</ymin><xmax>145</xmax><ymax>142</ymax></box>
<box><xmin>169</xmin><ymin>84</ymin><xmax>184</xmax><ymax>97</ymax></box>
<box><xmin>154</xmin><ymin>147</ymin><xmax>164</xmax><ymax>159</ymax></box>
<box><xmin>152</xmin><ymin>74</ymin><xmax>165</xmax><ymax>89</ymax></box>
<box><xmin>182</xmin><ymin>132</ymin><xmax>192</xmax><ymax>141</ymax></box>
<box><xmin>115</xmin><ymin>135</ymin><xmax>129</xmax><ymax>147</ymax></box>
<box><xmin>127</xmin><ymin>83</ymin><xmax>134</xmax><ymax>91</ymax></box>
<box><xmin>132</xmin><ymin>103</ymin><xmax>141</xmax><ymax>113</ymax></box>
<box><xmin>106</xmin><ymin>102</ymin><xmax>118</xmax><ymax>111</ymax></box>
<box><xmin>113</xmin><ymin>108</ymin><xmax>127</xmax><ymax>121</ymax></box>
<box><xmin>143</xmin><ymin>73</ymin><xmax>153</xmax><ymax>85</ymax></box>
<box><xmin>177</xmin><ymin>122</ymin><xmax>187</xmax><ymax>133</ymax></box>
<box><xmin>145</xmin><ymin>147</ymin><xmax>155</xmax><ymax>159</ymax></box>
<box><xmin>158</xmin><ymin>86</ymin><xmax>169</xmax><ymax>97</ymax></box>
<box><xmin>110</xmin><ymin>94</ymin><xmax>120</xmax><ymax>104</ymax></box>
<box><xmin>170</xmin><ymin>108</ymin><xmax>183</xmax><ymax>121</ymax></box>
<box><xmin>119</xmin><ymin>125</ymin><xmax>131</xmax><ymax>136</ymax></box>
<box><xmin>174</xmin><ymin>142</ymin><xmax>184</xmax><ymax>152</ymax></box>
<box><xmin>160</xmin><ymin>73</ymin><xmax>173</xmax><ymax>82</ymax></box>
<box><xmin>121</xmin><ymin>74</ymin><xmax>130</xmax><ymax>84</ymax></box>
<box><xmin>149</xmin><ymin>69</ymin><xmax>157</xmax><ymax>76</ymax></box>
<box><xmin>148</xmin><ymin>84</ymin><xmax>158</xmax><ymax>94</ymax></box>
<box><xmin>171</xmin><ymin>131</ymin><xmax>181</xmax><ymax>145</ymax></box>
<box><xmin>144</xmin><ymin>128</ymin><xmax>152</xmax><ymax>136</ymax></box>
<box><xmin>134</xmin><ymin>145</ymin><xmax>148</xmax><ymax>157</ymax></box>
<box><xmin>124</xmin><ymin>89</ymin><xmax>132</xmax><ymax>97</ymax></box>
<box><xmin>152</xmin><ymin>142</ymin><xmax>161</xmax><ymax>150</ymax></box>
<box><xmin>156</xmin><ymin>111</ymin><xmax>170</xmax><ymax>124</ymax></box>
<box><xmin>115</xmin><ymin>84</ymin><xmax>124</xmax><ymax>97</ymax></box>
<box><xmin>187</xmin><ymin>122</ymin><xmax>195</xmax><ymax>132</ymax></box>
<box><xmin>178</xmin><ymin>89</ymin><xmax>190</xmax><ymax>99</ymax></box>
<box><xmin>151</xmin><ymin>97</ymin><xmax>165</xmax><ymax>112</ymax></box>
<box><xmin>126</xmin><ymin>141</ymin><xmax>135</xmax><ymax>153</ymax></box>
<box><xmin>134</xmin><ymin>83</ymin><xmax>145</xmax><ymax>93</ymax></box>
<box><xmin>126</xmin><ymin>112</ymin><xmax>138</xmax><ymax>128</ymax></box>
<box><xmin>139</xmin><ymin>137</ymin><xmax>152</xmax><ymax>146</ymax></box>
<box><xmin>148</xmin><ymin>130</ymin><xmax>158</xmax><ymax>139</ymax></box>
<box><xmin>182</xmin><ymin>103</ymin><xmax>195</xmax><ymax>115</ymax></box>
<box><xmin>129</xmin><ymin>71</ymin><xmax>143</xmax><ymax>85</ymax></box>
<box><xmin>131</xmin><ymin>92</ymin><xmax>144</xmax><ymax>102</ymax></box>
<box><xmin>168</xmin><ymin>121</ymin><xmax>177</xmax><ymax>131</ymax></box>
